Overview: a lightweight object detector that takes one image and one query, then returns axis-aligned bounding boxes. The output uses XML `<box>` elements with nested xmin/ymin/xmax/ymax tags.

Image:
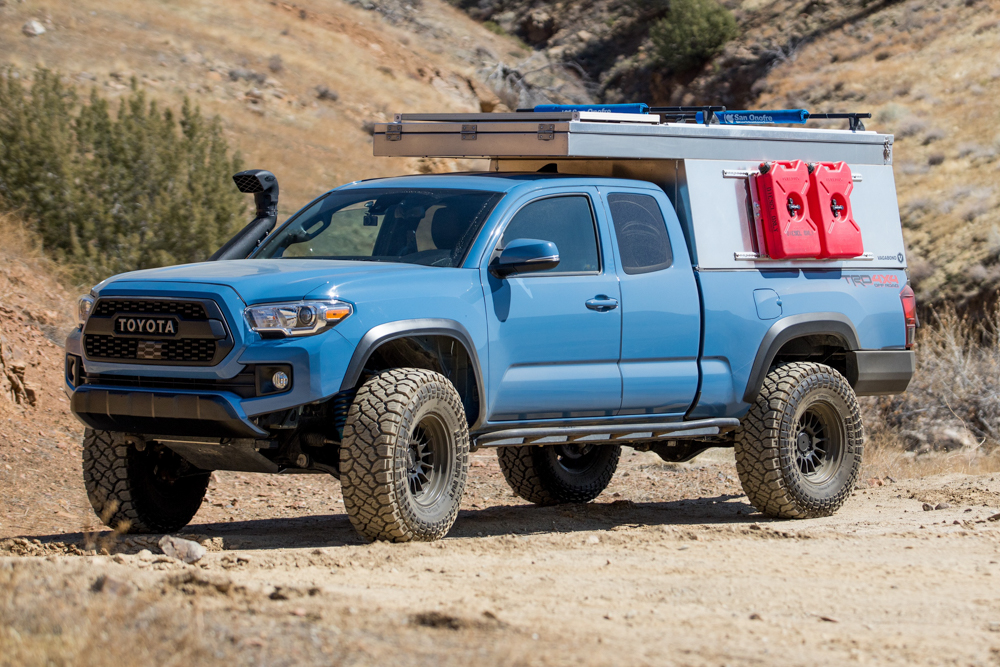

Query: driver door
<box><xmin>480</xmin><ymin>188</ymin><xmax>623</xmax><ymax>421</ymax></box>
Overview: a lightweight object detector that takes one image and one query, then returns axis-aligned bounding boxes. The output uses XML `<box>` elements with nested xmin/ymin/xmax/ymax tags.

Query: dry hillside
<box><xmin>752</xmin><ymin>0</ymin><xmax>1000</xmax><ymax>308</ymax></box>
<box><xmin>0</xmin><ymin>0</ymin><xmax>535</xmax><ymax>215</ymax></box>
<box><xmin>0</xmin><ymin>213</ymin><xmax>89</xmax><ymax>538</ymax></box>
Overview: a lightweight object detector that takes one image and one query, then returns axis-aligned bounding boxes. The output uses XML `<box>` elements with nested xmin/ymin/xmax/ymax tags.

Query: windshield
<box><xmin>254</xmin><ymin>188</ymin><xmax>503</xmax><ymax>267</ymax></box>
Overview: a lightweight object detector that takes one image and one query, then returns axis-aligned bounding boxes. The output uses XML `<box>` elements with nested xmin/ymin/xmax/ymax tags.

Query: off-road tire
<box><xmin>497</xmin><ymin>444</ymin><xmax>621</xmax><ymax>505</ymax></box>
<box><xmin>340</xmin><ymin>368</ymin><xmax>469</xmax><ymax>542</ymax></box>
<box><xmin>734</xmin><ymin>362</ymin><xmax>864</xmax><ymax>519</ymax></box>
<box><xmin>82</xmin><ymin>429</ymin><xmax>210</xmax><ymax>533</ymax></box>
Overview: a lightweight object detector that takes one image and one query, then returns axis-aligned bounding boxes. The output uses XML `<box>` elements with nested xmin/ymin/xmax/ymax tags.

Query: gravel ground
<box><xmin>3</xmin><ymin>447</ymin><xmax>1000</xmax><ymax>666</ymax></box>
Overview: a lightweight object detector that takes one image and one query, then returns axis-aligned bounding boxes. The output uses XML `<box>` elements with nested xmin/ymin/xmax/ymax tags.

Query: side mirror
<box><xmin>490</xmin><ymin>238</ymin><xmax>560</xmax><ymax>278</ymax></box>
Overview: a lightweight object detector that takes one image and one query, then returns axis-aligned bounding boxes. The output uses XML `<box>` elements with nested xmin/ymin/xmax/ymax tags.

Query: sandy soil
<box><xmin>3</xmin><ymin>446</ymin><xmax>1000</xmax><ymax>667</ymax></box>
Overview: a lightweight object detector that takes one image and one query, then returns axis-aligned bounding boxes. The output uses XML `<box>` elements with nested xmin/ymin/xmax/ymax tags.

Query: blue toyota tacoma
<box><xmin>67</xmin><ymin>107</ymin><xmax>916</xmax><ymax>542</ymax></box>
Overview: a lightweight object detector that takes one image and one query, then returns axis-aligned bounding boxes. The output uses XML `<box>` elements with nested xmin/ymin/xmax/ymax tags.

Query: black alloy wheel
<box><xmin>406</xmin><ymin>415</ymin><xmax>453</xmax><ymax>508</ymax></box>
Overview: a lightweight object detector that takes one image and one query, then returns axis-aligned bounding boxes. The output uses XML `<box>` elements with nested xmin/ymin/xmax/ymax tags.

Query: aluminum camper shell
<box><xmin>373</xmin><ymin>112</ymin><xmax>905</xmax><ymax>273</ymax></box>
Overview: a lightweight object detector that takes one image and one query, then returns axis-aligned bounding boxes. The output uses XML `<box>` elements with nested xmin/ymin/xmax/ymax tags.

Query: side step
<box><xmin>472</xmin><ymin>418</ymin><xmax>740</xmax><ymax>448</ymax></box>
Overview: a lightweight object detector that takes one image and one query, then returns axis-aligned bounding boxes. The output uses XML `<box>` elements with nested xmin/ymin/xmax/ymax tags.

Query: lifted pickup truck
<box><xmin>67</xmin><ymin>105</ymin><xmax>916</xmax><ymax>542</ymax></box>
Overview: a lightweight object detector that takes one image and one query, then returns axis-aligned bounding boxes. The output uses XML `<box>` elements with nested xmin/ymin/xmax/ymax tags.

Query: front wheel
<box><xmin>82</xmin><ymin>429</ymin><xmax>210</xmax><ymax>533</ymax></box>
<box><xmin>734</xmin><ymin>362</ymin><xmax>864</xmax><ymax>518</ymax></box>
<box><xmin>497</xmin><ymin>443</ymin><xmax>620</xmax><ymax>505</ymax></box>
<box><xmin>340</xmin><ymin>369</ymin><xmax>469</xmax><ymax>542</ymax></box>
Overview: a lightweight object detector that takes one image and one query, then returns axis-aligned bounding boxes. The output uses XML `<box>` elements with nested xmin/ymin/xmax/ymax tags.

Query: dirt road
<box><xmin>3</xmin><ymin>448</ymin><xmax>1000</xmax><ymax>666</ymax></box>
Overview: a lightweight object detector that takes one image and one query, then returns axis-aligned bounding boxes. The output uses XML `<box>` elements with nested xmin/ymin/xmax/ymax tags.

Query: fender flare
<box><xmin>340</xmin><ymin>318</ymin><xmax>486</xmax><ymax>429</ymax></box>
<box><xmin>742</xmin><ymin>312</ymin><xmax>861</xmax><ymax>404</ymax></box>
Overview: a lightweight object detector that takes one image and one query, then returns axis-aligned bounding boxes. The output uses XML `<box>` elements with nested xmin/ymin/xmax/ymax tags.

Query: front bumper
<box><xmin>70</xmin><ymin>386</ymin><xmax>267</xmax><ymax>438</ymax></box>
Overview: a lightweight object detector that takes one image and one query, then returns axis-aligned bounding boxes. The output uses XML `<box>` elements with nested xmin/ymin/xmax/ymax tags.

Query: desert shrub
<box><xmin>867</xmin><ymin>306</ymin><xmax>1000</xmax><ymax>453</ymax></box>
<box><xmin>649</xmin><ymin>0</ymin><xmax>737</xmax><ymax>72</ymax></box>
<box><xmin>482</xmin><ymin>20</ymin><xmax>507</xmax><ymax>36</ymax></box>
<box><xmin>0</xmin><ymin>67</ymin><xmax>244</xmax><ymax>283</ymax></box>
<box><xmin>895</xmin><ymin>117</ymin><xmax>927</xmax><ymax>139</ymax></box>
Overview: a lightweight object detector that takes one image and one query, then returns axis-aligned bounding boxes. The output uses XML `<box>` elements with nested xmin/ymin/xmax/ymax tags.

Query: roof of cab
<box><xmin>334</xmin><ymin>171</ymin><xmax>660</xmax><ymax>194</ymax></box>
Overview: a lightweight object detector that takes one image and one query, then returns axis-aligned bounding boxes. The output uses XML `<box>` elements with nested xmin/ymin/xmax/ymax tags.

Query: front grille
<box><xmin>85</xmin><ymin>297</ymin><xmax>231</xmax><ymax>366</ymax></box>
<box><xmin>94</xmin><ymin>299</ymin><xmax>208</xmax><ymax>320</ymax></box>
<box><xmin>85</xmin><ymin>335</ymin><xmax>217</xmax><ymax>363</ymax></box>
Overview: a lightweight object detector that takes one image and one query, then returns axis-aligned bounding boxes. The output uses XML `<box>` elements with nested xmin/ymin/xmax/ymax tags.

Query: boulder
<box><xmin>521</xmin><ymin>10</ymin><xmax>555</xmax><ymax>45</ymax></box>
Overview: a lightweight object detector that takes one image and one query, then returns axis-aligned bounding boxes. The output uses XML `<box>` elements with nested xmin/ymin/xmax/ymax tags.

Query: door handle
<box><xmin>585</xmin><ymin>295</ymin><xmax>619</xmax><ymax>312</ymax></box>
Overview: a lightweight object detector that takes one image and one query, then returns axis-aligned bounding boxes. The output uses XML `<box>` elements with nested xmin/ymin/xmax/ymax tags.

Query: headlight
<box><xmin>244</xmin><ymin>300</ymin><xmax>352</xmax><ymax>337</ymax></box>
<box><xmin>77</xmin><ymin>295</ymin><xmax>95</xmax><ymax>327</ymax></box>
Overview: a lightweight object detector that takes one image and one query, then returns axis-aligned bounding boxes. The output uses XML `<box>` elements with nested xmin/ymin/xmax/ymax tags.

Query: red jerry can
<box><xmin>807</xmin><ymin>161</ymin><xmax>863</xmax><ymax>258</ymax></box>
<box><xmin>754</xmin><ymin>160</ymin><xmax>821</xmax><ymax>259</ymax></box>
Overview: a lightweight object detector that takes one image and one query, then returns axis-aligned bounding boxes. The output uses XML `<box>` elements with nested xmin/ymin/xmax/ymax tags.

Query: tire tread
<box><xmin>340</xmin><ymin>368</ymin><xmax>469</xmax><ymax>542</ymax></box>
<box><xmin>82</xmin><ymin>429</ymin><xmax>207</xmax><ymax>533</ymax></box>
<box><xmin>734</xmin><ymin>362</ymin><xmax>864</xmax><ymax>519</ymax></box>
<box><xmin>497</xmin><ymin>445</ymin><xmax>620</xmax><ymax>505</ymax></box>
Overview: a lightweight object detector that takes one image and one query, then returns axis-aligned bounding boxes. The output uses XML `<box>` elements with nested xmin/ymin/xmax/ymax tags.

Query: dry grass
<box><xmin>862</xmin><ymin>307</ymin><xmax>1000</xmax><ymax>479</ymax></box>
<box><xmin>0</xmin><ymin>210</ymin><xmax>80</xmax><ymax>292</ymax></box>
<box><xmin>862</xmin><ymin>428</ymin><xmax>1000</xmax><ymax>480</ymax></box>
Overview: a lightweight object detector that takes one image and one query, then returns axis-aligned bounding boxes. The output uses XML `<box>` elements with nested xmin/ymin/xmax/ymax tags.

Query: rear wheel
<box><xmin>497</xmin><ymin>443</ymin><xmax>620</xmax><ymax>505</ymax></box>
<box><xmin>340</xmin><ymin>368</ymin><xmax>469</xmax><ymax>542</ymax></box>
<box><xmin>734</xmin><ymin>362</ymin><xmax>863</xmax><ymax>518</ymax></box>
<box><xmin>82</xmin><ymin>429</ymin><xmax>210</xmax><ymax>533</ymax></box>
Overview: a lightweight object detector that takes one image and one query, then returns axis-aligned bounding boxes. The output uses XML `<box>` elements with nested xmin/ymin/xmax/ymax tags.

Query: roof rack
<box><xmin>374</xmin><ymin>103</ymin><xmax>889</xmax><ymax>164</ymax></box>
<box><xmin>508</xmin><ymin>104</ymin><xmax>872</xmax><ymax>132</ymax></box>
<box><xmin>515</xmin><ymin>104</ymin><xmax>729</xmax><ymax>126</ymax></box>
<box><xmin>393</xmin><ymin>104</ymin><xmax>872</xmax><ymax>132</ymax></box>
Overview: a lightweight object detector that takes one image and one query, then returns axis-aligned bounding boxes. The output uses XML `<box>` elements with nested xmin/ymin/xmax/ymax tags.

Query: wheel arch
<box><xmin>340</xmin><ymin>319</ymin><xmax>486</xmax><ymax>430</ymax></box>
<box><xmin>742</xmin><ymin>312</ymin><xmax>861</xmax><ymax>404</ymax></box>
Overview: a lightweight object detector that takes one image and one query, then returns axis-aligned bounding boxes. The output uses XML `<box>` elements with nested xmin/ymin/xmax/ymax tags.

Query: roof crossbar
<box><xmin>649</xmin><ymin>106</ymin><xmax>727</xmax><ymax>125</ymax></box>
<box><xmin>808</xmin><ymin>113</ymin><xmax>872</xmax><ymax>132</ymax></box>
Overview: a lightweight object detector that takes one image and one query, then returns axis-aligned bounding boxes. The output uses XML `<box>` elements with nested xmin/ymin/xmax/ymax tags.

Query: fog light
<box><xmin>255</xmin><ymin>364</ymin><xmax>292</xmax><ymax>395</ymax></box>
<box><xmin>272</xmin><ymin>371</ymin><xmax>290</xmax><ymax>390</ymax></box>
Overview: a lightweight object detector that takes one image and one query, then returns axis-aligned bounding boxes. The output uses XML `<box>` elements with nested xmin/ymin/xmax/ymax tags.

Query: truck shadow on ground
<box><xmin>21</xmin><ymin>493</ymin><xmax>777</xmax><ymax>553</ymax></box>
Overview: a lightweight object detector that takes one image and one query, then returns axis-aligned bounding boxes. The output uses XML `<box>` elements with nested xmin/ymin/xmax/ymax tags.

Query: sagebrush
<box><xmin>0</xmin><ymin>68</ymin><xmax>244</xmax><ymax>284</ymax></box>
<box><xmin>649</xmin><ymin>0</ymin><xmax>737</xmax><ymax>72</ymax></box>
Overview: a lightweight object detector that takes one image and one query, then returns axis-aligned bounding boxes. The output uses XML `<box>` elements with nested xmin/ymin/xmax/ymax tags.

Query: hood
<box><xmin>104</xmin><ymin>259</ymin><xmax>438</xmax><ymax>304</ymax></box>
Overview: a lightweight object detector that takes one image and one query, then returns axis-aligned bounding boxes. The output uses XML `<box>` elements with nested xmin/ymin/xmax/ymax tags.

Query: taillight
<box><xmin>900</xmin><ymin>284</ymin><xmax>917</xmax><ymax>349</ymax></box>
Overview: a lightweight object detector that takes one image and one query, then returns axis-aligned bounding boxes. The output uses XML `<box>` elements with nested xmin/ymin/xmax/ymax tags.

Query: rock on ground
<box><xmin>22</xmin><ymin>20</ymin><xmax>46</xmax><ymax>37</ymax></box>
<box><xmin>158</xmin><ymin>536</ymin><xmax>206</xmax><ymax>563</ymax></box>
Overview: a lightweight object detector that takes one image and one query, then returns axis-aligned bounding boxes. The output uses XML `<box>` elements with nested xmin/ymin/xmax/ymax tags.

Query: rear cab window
<box><xmin>606</xmin><ymin>192</ymin><xmax>673</xmax><ymax>274</ymax></box>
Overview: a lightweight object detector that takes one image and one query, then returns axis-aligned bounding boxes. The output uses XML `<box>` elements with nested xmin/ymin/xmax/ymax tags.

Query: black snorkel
<box><xmin>210</xmin><ymin>169</ymin><xmax>280</xmax><ymax>260</ymax></box>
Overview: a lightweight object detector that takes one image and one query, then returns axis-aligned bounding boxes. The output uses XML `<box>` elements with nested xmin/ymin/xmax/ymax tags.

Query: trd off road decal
<box><xmin>842</xmin><ymin>274</ymin><xmax>900</xmax><ymax>287</ymax></box>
